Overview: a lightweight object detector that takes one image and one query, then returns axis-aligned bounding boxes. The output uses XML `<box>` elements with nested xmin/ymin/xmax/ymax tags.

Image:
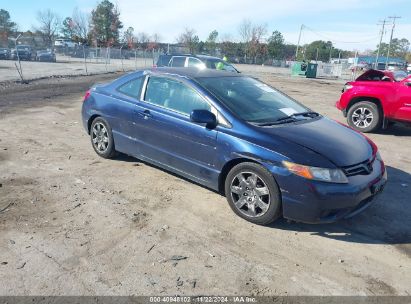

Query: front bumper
<box><xmin>272</xmin><ymin>159</ymin><xmax>387</xmax><ymax>223</ymax></box>
<box><xmin>335</xmin><ymin>100</ymin><xmax>347</xmax><ymax>117</ymax></box>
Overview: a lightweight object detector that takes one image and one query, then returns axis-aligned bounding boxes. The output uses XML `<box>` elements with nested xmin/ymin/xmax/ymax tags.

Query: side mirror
<box><xmin>405</xmin><ymin>81</ymin><xmax>411</xmax><ymax>87</ymax></box>
<box><xmin>190</xmin><ymin>109</ymin><xmax>217</xmax><ymax>128</ymax></box>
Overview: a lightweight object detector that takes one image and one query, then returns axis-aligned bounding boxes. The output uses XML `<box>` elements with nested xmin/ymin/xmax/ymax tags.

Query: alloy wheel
<box><xmin>230</xmin><ymin>172</ymin><xmax>270</xmax><ymax>218</ymax></box>
<box><xmin>92</xmin><ymin>122</ymin><xmax>109</xmax><ymax>153</ymax></box>
<box><xmin>352</xmin><ymin>107</ymin><xmax>374</xmax><ymax>128</ymax></box>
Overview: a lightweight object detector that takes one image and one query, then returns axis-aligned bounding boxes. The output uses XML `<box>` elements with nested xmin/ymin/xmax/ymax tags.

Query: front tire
<box><xmin>347</xmin><ymin>101</ymin><xmax>382</xmax><ymax>133</ymax></box>
<box><xmin>90</xmin><ymin>117</ymin><xmax>116</xmax><ymax>159</ymax></box>
<box><xmin>224</xmin><ymin>162</ymin><xmax>281</xmax><ymax>225</ymax></box>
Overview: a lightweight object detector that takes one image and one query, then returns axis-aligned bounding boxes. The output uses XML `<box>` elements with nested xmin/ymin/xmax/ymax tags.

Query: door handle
<box><xmin>136</xmin><ymin>109</ymin><xmax>152</xmax><ymax>119</ymax></box>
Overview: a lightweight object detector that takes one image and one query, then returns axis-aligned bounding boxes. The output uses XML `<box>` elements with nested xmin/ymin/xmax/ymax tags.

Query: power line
<box><xmin>303</xmin><ymin>25</ymin><xmax>379</xmax><ymax>44</ymax></box>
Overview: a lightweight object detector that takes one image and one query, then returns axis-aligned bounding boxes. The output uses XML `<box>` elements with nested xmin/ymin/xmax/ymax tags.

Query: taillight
<box><xmin>83</xmin><ymin>90</ymin><xmax>91</xmax><ymax>102</ymax></box>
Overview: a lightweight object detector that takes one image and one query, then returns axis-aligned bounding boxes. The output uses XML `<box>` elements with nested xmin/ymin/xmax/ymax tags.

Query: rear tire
<box><xmin>347</xmin><ymin>101</ymin><xmax>382</xmax><ymax>133</ymax></box>
<box><xmin>90</xmin><ymin>117</ymin><xmax>117</xmax><ymax>159</ymax></box>
<box><xmin>224</xmin><ymin>162</ymin><xmax>281</xmax><ymax>225</ymax></box>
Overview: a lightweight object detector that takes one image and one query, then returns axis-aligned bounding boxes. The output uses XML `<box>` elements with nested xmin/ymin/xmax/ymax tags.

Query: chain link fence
<box><xmin>1</xmin><ymin>45</ymin><xmax>355</xmax><ymax>83</ymax></box>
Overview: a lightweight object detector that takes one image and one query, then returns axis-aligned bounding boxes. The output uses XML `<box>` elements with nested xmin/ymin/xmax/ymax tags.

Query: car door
<box><xmin>132</xmin><ymin>75</ymin><xmax>219</xmax><ymax>185</ymax></box>
<box><xmin>395</xmin><ymin>78</ymin><xmax>411</xmax><ymax>121</ymax></box>
<box><xmin>108</xmin><ymin>75</ymin><xmax>145</xmax><ymax>155</ymax></box>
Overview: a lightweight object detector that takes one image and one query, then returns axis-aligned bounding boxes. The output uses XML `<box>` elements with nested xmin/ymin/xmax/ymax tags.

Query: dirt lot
<box><xmin>0</xmin><ymin>69</ymin><xmax>410</xmax><ymax>296</ymax></box>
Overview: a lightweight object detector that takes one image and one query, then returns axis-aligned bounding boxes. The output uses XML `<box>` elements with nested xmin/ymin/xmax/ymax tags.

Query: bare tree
<box><xmin>136</xmin><ymin>32</ymin><xmax>150</xmax><ymax>49</ymax></box>
<box><xmin>36</xmin><ymin>9</ymin><xmax>60</xmax><ymax>47</ymax></box>
<box><xmin>238</xmin><ymin>19</ymin><xmax>267</xmax><ymax>63</ymax></box>
<box><xmin>177</xmin><ymin>28</ymin><xmax>199</xmax><ymax>53</ymax></box>
<box><xmin>72</xmin><ymin>7</ymin><xmax>89</xmax><ymax>43</ymax></box>
<box><xmin>151</xmin><ymin>33</ymin><xmax>161</xmax><ymax>43</ymax></box>
<box><xmin>238</xmin><ymin>19</ymin><xmax>252</xmax><ymax>43</ymax></box>
<box><xmin>147</xmin><ymin>33</ymin><xmax>161</xmax><ymax>50</ymax></box>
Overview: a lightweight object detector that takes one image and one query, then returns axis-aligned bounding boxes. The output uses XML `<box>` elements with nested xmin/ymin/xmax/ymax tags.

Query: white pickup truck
<box><xmin>54</xmin><ymin>39</ymin><xmax>76</xmax><ymax>48</ymax></box>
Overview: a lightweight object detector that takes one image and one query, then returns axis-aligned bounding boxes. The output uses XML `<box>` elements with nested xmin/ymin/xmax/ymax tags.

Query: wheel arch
<box><xmin>87</xmin><ymin>114</ymin><xmax>101</xmax><ymax>134</ymax></box>
<box><xmin>347</xmin><ymin>96</ymin><xmax>384</xmax><ymax>115</ymax></box>
<box><xmin>218</xmin><ymin>157</ymin><xmax>263</xmax><ymax>195</ymax></box>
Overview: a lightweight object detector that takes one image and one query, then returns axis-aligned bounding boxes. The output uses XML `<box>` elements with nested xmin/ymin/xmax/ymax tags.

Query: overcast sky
<box><xmin>2</xmin><ymin>0</ymin><xmax>411</xmax><ymax>51</ymax></box>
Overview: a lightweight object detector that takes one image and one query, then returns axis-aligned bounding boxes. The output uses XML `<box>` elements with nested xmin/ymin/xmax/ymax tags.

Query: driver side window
<box><xmin>144</xmin><ymin>76</ymin><xmax>211</xmax><ymax>115</ymax></box>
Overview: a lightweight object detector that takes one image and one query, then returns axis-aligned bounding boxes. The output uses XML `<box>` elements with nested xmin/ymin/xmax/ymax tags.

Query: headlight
<box><xmin>342</xmin><ymin>84</ymin><xmax>353</xmax><ymax>93</ymax></box>
<box><xmin>283</xmin><ymin>161</ymin><xmax>348</xmax><ymax>183</ymax></box>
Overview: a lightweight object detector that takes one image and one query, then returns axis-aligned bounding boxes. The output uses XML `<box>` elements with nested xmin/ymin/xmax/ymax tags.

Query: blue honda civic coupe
<box><xmin>81</xmin><ymin>67</ymin><xmax>387</xmax><ymax>225</ymax></box>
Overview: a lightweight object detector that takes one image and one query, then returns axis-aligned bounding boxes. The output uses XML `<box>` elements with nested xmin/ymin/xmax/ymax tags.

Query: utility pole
<box><xmin>385</xmin><ymin>16</ymin><xmax>401</xmax><ymax>69</ymax></box>
<box><xmin>375</xmin><ymin>19</ymin><xmax>387</xmax><ymax>69</ymax></box>
<box><xmin>295</xmin><ymin>24</ymin><xmax>304</xmax><ymax>61</ymax></box>
<box><xmin>329</xmin><ymin>45</ymin><xmax>332</xmax><ymax>63</ymax></box>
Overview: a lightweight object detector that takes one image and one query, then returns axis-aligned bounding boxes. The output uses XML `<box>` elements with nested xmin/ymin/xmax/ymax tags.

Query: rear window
<box><xmin>118</xmin><ymin>76</ymin><xmax>144</xmax><ymax>99</ymax></box>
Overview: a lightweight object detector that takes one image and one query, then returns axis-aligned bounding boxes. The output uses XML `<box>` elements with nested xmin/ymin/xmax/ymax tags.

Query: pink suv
<box><xmin>336</xmin><ymin>69</ymin><xmax>411</xmax><ymax>132</ymax></box>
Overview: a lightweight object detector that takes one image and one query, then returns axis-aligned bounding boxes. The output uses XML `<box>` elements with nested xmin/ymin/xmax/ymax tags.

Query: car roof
<box><xmin>147</xmin><ymin>67</ymin><xmax>242</xmax><ymax>79</ymax></box>
<box><xmin>195</xmin><ymin>54</ymin><xmax>222</xmax><ymax>60</ymax></box>
<box><xmin>163</xmin><ymin>53</ymin><xmax>223</xmax><ymax>61</ymax></box>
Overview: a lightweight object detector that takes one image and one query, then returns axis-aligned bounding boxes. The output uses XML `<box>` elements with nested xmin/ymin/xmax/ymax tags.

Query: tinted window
<box><xmin>145</xmin><ymin>76</ymin><xmax>210</xmax><ymax>115</ymax></box>
<box><xmin>157</xmin><ymin>55</ymin><xmax>172</xmax><ymax>66</ymax></box>
<box><xmin>197</xmin><ymin>76</ymin><xmax>307</xmax><ymax>123</ymax></box>
<box><xmin>170</xmin><ymin>56</ymin><xmax>186</xmax><ymax>67</ymax></box>
<box><xmin>118</xmin><ymin>77</ymin><xmax>144</xmax><ymax>99</ymax></box>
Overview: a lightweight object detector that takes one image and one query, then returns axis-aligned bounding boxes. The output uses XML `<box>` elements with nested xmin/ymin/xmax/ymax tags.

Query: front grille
<box><xmin>342</xmin><ymin>159</ymin><xmax>374</xmax><ymax>176</ymax></box>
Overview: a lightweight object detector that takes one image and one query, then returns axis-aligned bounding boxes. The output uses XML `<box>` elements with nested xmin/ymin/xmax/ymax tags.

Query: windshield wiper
<box><xmin>254</xmin><ymin>117</ymin><xmax>298</xmax><ymax>126</ymax></box>
<box><xmin>288</xmin><ymin>111</ymin><xmax>320</xmax><ymax>118</ymax></box>
<box><xmin>253</xmin><ymin>111</ymin><xmax>320</xmax><ymax>127</ymax></box>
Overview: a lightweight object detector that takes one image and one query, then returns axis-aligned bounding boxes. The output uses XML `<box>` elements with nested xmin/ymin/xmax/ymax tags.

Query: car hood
<box><xmin>256</xmin><ymin>117</ymin><xmax>372</xmax><ymax>167</ymax></box>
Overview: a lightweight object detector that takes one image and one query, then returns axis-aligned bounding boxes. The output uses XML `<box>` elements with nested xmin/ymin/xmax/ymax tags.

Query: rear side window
<box><xmin>144</xmin><ymin>76</ymin><xmax>210</xmax><ymax>115</ymax></box>
<box><xmin>170</xmin><ymin>56</ymin><xmax>186</xmax><ymax>67</ymax></box>
<box><xmin>118</xmin><ymin>76</ymin><xmax>144</xmax><ymax>99</ymax></box>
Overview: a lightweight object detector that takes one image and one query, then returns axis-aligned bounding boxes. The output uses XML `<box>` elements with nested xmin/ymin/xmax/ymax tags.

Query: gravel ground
<box><xmin>0</xmin><ymin>69</ymin><xmax>410</xmax><ymax>296</ymax></box>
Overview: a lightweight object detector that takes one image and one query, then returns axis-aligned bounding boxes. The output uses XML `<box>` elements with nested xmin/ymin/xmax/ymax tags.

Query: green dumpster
<box><xmin>291</xmin><ymin>61</ymin><xmax>307</xmax><ymax>77</ymax></box>
<box><xmin>306</xmin><ymin>63</ymin><xmax>318</xmax><ymax>78</ymax></box>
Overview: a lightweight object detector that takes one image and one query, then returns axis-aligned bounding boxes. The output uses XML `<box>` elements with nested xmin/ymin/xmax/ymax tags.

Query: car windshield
<box><xmin>393</xmin><ymin>71</ymin><xmax>408</xmax><ymax>81</ymax></box>
<box><xmin>197</xmin><ymin>76</ymin><xmax>309</xmax><ymax>124</ymax></box>
<box><xmin>205</xmin><ymin>59</ymin><xmax>237</xmax><ymax>72</ymax></box>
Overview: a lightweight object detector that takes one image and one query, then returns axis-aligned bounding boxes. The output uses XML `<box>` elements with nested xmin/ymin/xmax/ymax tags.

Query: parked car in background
<box><xmin>156</xmin><ymin>54</ymin><xmax>239</xmax><ymax>72</ymax></box>
<box><xmin>10</xmin><ymin>45</ymin><xmax>32</xmax><ymax>60</ymax></box>
<box><xmin>35</xmin><ymin>50</ymin><xmax>56</xmax><ymax>62</ymax></box>
<box><xmin>336</xmin><ymin>69</ymin><xmax>411</xmax><ymax>132</ymax></box>
<box><xmin>0</xmin><ymin>48</ymin><xmax>10</xmax><ymax>60</ymax></box>
<box><xmin>82</xmin><ymin>67</ymin><xmax>387</xmax><ymax>225</ymax></box>
<box><xmin>155</xmin><ymin>54</ymin><xmax>174</xmax><ymax>67</ymax></box>
<box><xmin>54</xmin><ymin>39</ymin><xmax>76</xmax><ymax>48</ymax></box>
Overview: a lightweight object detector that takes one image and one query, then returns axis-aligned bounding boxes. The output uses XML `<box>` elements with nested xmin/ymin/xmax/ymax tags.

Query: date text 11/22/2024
<box><xmin>149</xmin><ymin>296</ymin><xmax>257</xmax><ymax>303</ymax></box>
